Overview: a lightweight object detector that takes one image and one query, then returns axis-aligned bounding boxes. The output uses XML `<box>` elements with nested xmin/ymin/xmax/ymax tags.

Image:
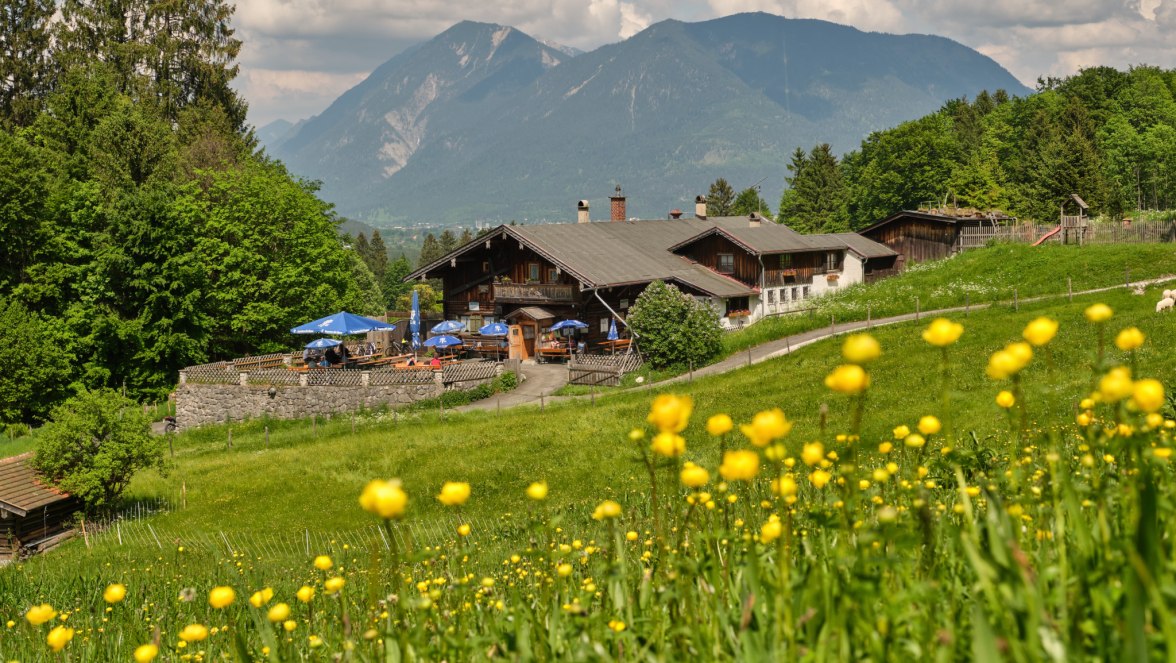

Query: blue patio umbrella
<box><xmin>423</xmin><ymin>334</ymin><xmax>463</xmax><ymax>349</ymax></box>
<box><xmin>550</xmin><ymin>319</ymin><xmax>589</xmax><ymax>331</ymax></box>
<box><xmin>607</xmin><ymin>318</ymin><xmax>619</xmax><ymax>341</ymax></box>
<box><xmin>431</xmin><ymin>320</ymin><xmax>466</xmax><ymax>334</ymax></box>
<box><xmin>409</xmin><ymin>291</ymin><xmax>421</xmax><ymax>350</ymax></box>
<box><xmin>291</xmin><ymin>311</ymin><xmax>394</xmax><ymax>335</ymax></box>
<box><xmin>479</xmin><ymin>322</ymin><xmax>510</xmax><ymax>336</ymax></box>
<box><xmin>304</xmin><ymin>338</ymin><xmax>342</xmax><ymax>349</ymax></box>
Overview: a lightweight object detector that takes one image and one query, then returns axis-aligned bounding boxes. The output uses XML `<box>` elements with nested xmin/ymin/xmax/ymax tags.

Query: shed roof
<box><xmin>859</xmin><ymin>209</ymin><xmax>1016</xmax><ymax>234</ymax></box>
<box><xmin>0</xmin><ymin>453</ymin><xmax>70</xmax><ymax>517</ymax></box>
<box><xmin>829</xmin><ymin>233</ymin><xmax>899</xmax><ymax>259</ymax></box>
<box><xmin>505</xmin><ymin>306</ymin><xmax>558</xmax><ymax>321</ymax></box>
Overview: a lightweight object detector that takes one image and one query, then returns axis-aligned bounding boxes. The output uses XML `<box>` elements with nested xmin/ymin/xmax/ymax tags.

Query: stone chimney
<box><xmin>669</xmin><ymin>209</ymin><xmax>683</xmax><ymax>219</ymax></box>
<box><xmin>749</xmin><ymin>212</ymin><xmax>762</xmax><ymax>227</ymax></box>
<box><xmin>610</xmin><ymin>185</ymin><xmax>626</xmax><ymax>222</ymax></box>
<box><xmin>695</xmin><ymin>195</ymin><xmax>707</xmax><ymax>220</ymax></box>
<box><xmin>577</xmin><ymin>200</ymin><xmax>590</xmax><ymax>224</ymax></box>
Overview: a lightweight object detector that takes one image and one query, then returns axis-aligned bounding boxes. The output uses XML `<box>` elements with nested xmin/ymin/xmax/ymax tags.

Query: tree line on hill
<box><xmin>0</xmin><ymin>1</ymin><xmax>382</xmax><ymax>426</ymax></box>
<box><xmin>768</xmin><ymin>66</ymin><xmax>1176</xmax><ymax>232</ymax></box>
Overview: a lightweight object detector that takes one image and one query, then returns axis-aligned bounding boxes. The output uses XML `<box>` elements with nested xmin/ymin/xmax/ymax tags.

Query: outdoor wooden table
<box><xmin>599</xmin><ymin>339</ymin><xmax>632</xmax><ymax>352</ymax></box>
<box><xmin>537</xmin><ymin>347</ymin><xmax>572</xmax><ymax>363</ymax></box>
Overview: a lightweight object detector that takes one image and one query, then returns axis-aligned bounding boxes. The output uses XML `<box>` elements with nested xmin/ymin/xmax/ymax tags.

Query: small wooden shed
<box><xmin>858</xmin><ymin>209</ymin><xmax>1016</xmax><ymax>267</ymax></box>
<box><xmin>0</xmin><ymin>453</ymin><xmax>80</xmax><ymax>562</ymax></box>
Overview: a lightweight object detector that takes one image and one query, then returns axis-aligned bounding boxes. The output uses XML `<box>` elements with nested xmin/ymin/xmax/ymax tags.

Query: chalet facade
<box><xmin>0</xmin><ymin>453</ymin><xmax>79</xmax><ymax>563</ymax></box>
<box><xmin>407</xmin><ymin>196</ymin><xmax>896</xmax><ymax>355</ymax></box>
<box><xmin>859</xmin><ymin>209</ymin><xmax>1016</xmax><ymax>266</ymax></box>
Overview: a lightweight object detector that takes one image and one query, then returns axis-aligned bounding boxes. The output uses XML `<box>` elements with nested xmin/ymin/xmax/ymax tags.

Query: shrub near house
<box><xmin>627</xmin><ymin>280</ymin><xmax>722</xmax><ymax>368</ymax></box>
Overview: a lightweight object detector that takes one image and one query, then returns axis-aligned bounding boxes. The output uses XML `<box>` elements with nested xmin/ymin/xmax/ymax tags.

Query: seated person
<box><xmin>430</xmin><ymin>355</ymin><xmax>442</xmax><ymax>369</ymax></box>
<box><xmin>337</xmin><ymin>344</ymin><xmax>351</xmax><ymax>363</ymax></box>
<box><xmin>406</xmin><ymin>355</ymin><xmax>417</xmax><ymax>366</ymax></box>
<box><xmin>323</xmin><ymin>347</ymin><xmax>341</xmax><ymax>365</ymax></box>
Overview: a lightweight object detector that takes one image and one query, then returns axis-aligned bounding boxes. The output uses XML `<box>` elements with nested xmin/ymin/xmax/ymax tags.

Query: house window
<box><xmin>779</xmin><ymin>254</ymin><xmax>792</xmax><ymax>268</ymax></box>
<box><xmin>619</xmin><ymin>298</ymin><xmax>629</xmax><ymax>309</ymax></box>
<box><xmin>547</xmin><ymin>268</ymin><xmax>558</xmax><ymax>283</ymax></box>
<box><xmin>825</xmin><ymin>251</ymin><xmax>842</xmax><ymax>272</ymax></box>
<box><xmin>469</xmin><ymin>301</ymin><xmax>480</xmax><ymax>311</ymax></box>
<box><xmin>717</xmin><ymin>253</ymin><xmax>735</xmax><ymax>274</ymax></box>
<box><xmin>528</xmin><ymin>263</ymin><xmax>540</xmax><ymax>281</ymax></box>
<box><xmin>791</xmin><ymin>287</ymin><xmax>798</xmax><ymax>301</ymax></box>
<box><xmin>482</xmin><ymin>261</ymin><xmax>490</xmax><ymax>273</ymax></box>
<box><xmin>601</xmin><ymin>318</ymin><xmax>610</xmax><ymax>333</ymax></box>
<box><xmin>767</xmin><ymin>289</ymin><xmax>775</xmax><ymax>304</ymax></box>
<box><xmin>725</xmin><ymin>297</ymin><xmax>749</xmax><ymax>316</ymax></box>
<box><xmin>802</xmin><ymin>286</ymin><xmax>810</xmax><ymax>299</ymax></box>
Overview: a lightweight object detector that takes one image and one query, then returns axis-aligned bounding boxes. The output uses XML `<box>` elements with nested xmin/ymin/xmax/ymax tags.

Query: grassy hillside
<box><xmin>2</xmin><ymin>279</ymin><xmax>1174</xmax><ymax>659</ymax></box>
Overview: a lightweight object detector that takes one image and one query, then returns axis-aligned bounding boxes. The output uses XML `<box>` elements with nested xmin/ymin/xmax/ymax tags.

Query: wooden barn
<box><xmin>859</xmin><ymin>209</ymin><xmax>1016</xmax><ymax>267</ymax></box>
<box><xmin>0</xmin><ymin>453</ymin><xmax>80</xmax><ymax>563</ymax></box>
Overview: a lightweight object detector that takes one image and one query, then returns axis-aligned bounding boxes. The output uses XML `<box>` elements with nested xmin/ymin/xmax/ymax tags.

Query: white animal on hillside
<box><xmin>1158</xmin><ymin>297</ymin><xmax>1175</xmax><ymax>313</ymax></box>
<box><xmin>1164</xmin><ymin>289</ymin><xmax>1175</xmax><ymax>299</ymax></box>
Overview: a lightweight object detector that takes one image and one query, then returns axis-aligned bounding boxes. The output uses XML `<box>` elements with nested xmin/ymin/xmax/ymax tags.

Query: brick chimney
<box><xmin>695</xmin><ymin>195</ymin><xmax>707</xmax><ymax>220</ymax></box>
<box><xmin>749</xmin><ymin>212</ymin><xmax>762</xmax><ymax>227</ymax></box>
<box><xmin>669</xmin><ymin>209</ymin><xmax>683</xmax><ymax>219</ymax></box>
<box><xmin>577</xmin><ymin>200</ymin><xmax>590</xmax><ymax>224</ymax></box>
<box><xmin>610</xmin><ymin>185</ymin><xmax>626</xmax><ymax>222</ymax></box>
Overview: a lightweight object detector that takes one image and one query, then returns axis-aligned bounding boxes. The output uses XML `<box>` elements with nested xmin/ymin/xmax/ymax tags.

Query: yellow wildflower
<box><xmin>437</xmin><ymin>481</ymin><xmax>471</xmax><ymax>506</ymax></box>
<box><xmin>801</xmin><ymin>442</ymin><xmax>824</xmax><ymax>467</ymax></box>
<box><xmin>922</xmin><ymin>318</ymin><xmax>964</xmax><ymax>347</ymax></box>
<box><xmin>103</xmin><ymin>583</ymin><xmax>127</xmax><ymax>604</ymax></box>
<box><xmin>842</xmin><ymin>333</ymin><xmax>881</xmax><ymax>363</ymax></box>
<box><xmin>208</xmin><ymin>586</ymin><xmax>235</xmax><ymax>609</ymax></box>
<box><xmin>706</xmin><ymin>413</ymin><xmax>734</xmax><ymax>436</ymax></box>
<box><xmin>1115</xmin><ymin>327</ymin><xmax>1145</xmax><ymax>351</ymax></box>
<box><xmin>1022</xmin><ymin>317</ymin><xmax>1058</xmax><ymax>346</ymax></box>
<box><xmin>740</xmin><ymin>408</ymin><xmax>792</xmax><ymax>447</ymax></box>
<box><xmin>825</xmin><ymin>364</ymin><xmax>870</xmax><ymax>395</ymax></box>
<box><xmin>525</xmin><ymin>482</ymin><xmax>548</xmax><ymax>501</ymax></box>
<box><xmin>47</xmin><ymin>625</ymin><xmax>74</xmax><ymax>652</ymax></box>
<box><xmin>267</xmin><ymin>603</ymin><xmax>291</xmax><ymax>623</ymax></box>
<box><xmin>296</xmin><ymin>586</ymin><xmax>315</xmax><ymax>603</ymax></box>
<box><xmin>647</xmin><ymin>394</ymin><xmax>692</xmax><ymax>433</ymax></box>
<box><xmin>359</xmin><ymin>479</ymin><xmax>408</xmax><ymax>519</ymax></box>
<box><xmin>133</xmin><ymin>643</ymin><xmax>159</xmax><ymax>662</ymax></box>
<box><xmin>179</xmin><ymin>624</ymin><xmax>208</xmax><ymax>642</ymax></box>
<box><xmin>592</xmin><ymin>500</ymin><xmax>622</xmax><ymax>520</ymax></box>
<box><xmin>995</xmin><ymin>391</ymin><xmax>1015</xmax><ymax>408</ymax></box>
<box><xmin>650</xmin><ymin>432</ymin><xmax>686</xmax><ymax>457</ymax></box>
<box><xmin>760</xmin><ymin>515</ymin><xmax>783</xmax><ymax>543</ymax></box>
<box><xmin>25</xmin><ymin>604</ymin><xmax>56</xmax><ymax>626</ymax></box>
<box><xmin>679</xmin><ymin>462</ymin><xmax>710</xmax><ymax>489</ymax></box>
<box><xmin>1132</xmin><ymin>379</ymin><xmax>1165</xmax><ymax>413</ymax></box>
<box><xmin>809</xmin><ymin>469</ymin><xmax>832</xmax><ymax>488</ymax></box>
<box><xmin>1099</xmin><ymin>367</ymin><xmax>1134</xmax><ymax>403</ymax></box>
<box><xmin>324</xmin><ymin>577</ymin><xmax>345</xmax><ymax>594</ymax></box>
<box><xmin>719</xmin><ymin>450</ymin><xmax>760</xmax><ymax>481</ymax></box>
<box><xmin>1084</xmin><ymin>303</ymin><xmax>1113</xmax><ymax>323</ymax></box>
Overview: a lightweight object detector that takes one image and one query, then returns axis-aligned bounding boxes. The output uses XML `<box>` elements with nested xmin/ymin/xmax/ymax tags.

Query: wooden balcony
<box><xmin>493</xmin><ymin>283</ymin><xmax>576</xmax><ymax>303</ymax></box>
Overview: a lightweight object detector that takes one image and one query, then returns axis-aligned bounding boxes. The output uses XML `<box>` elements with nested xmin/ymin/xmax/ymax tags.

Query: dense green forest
<box><xmin>0</xmin><ymin>1</ymin><xmax>383</xmax><ymax>424</ymax></box>
<box><xmin>777</xmin><ymin>66</ymin><xmax>1176</xmax><ymax>232</ymax></box>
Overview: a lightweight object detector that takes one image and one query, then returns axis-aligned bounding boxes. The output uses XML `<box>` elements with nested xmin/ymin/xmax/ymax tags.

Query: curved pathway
<box><xmin>456</xmin><ymin>275</ymin><xmax>1176</xmax><ymax>412</ymax></box>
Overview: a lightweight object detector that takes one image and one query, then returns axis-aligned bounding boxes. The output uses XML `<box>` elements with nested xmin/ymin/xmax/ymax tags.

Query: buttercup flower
<box><xmin>1085</xmin><ymin>303</ymin><xmax>1113</xmax><ymax>323</ymax></box>
<box><xmin>296</xmin><ymin>586</ymin><xmax>315</xmax><ymax>603</ymax></box>
<box><xmin>1115</xmin><ymin>327</ymin><xmax>1145</xmax><ymax>351</ymax></box>
<box><xmin>267</xmin><ymin>603</ymin><xmax>291</xmax><ymax>623</ymax></box>
<box><xmin>103</xmin><ymin>583</ymin><xmax>127</xmax><ymax>604</ymax></box>
<box><xmin>1132</xmin><ymin>379</ymin><xmax>1165</xmax><ymax>413</ymax></box>
<box><xmin>995</xmin><ymin>391</ymin><xmax>1015</xmax><ymax>408</ymax></box>
<box><xmin>25</xmin><ymin>604</ymin><xmax>56</xmax><ymax>626</ymax></box>
<box><xmin>313</xmin><ymin>555</ymin><xmax>332</xmax><ymax>570</ymax></box>
<box><xmin>760</xmin><ymin>515</ymin><xmax>783</xmax><ymax>543</ymax></box>
<box><xmin>437</xmin><ymin>481</ymin><xmax>471</xmax><ymax>506</ymax></box>
<box><xmin>772</xmin><ymin>476</ymin><xmax>798</xmax><ymax>497</ymax></box>
<box><xmin>47</xmin><ymin>625</ymin><xmax>74</xmax><ymax>652</ymax></box>
<box><xmin>1099</xmin><ymin>367</ymin><xmax>1134</xmax><ymax>403</ymax></box>
<box><xmin>719</xmin><ymin>450</ymin><xmax>760</xmax><ymax>481</ymax></box>
<box><xmin>740</xmin><ymin>408</ymin><xmax>792</xmax><ymax>447</ymax></box>
<box><xmin>650</xmin><ymin>432</ymin><xmax>686</xmax><ymax>457</ymax></box>
<box><xmin>922</xmin><ymin>318</ymin><xmax>964</xmax><ymax>347</ymax></box>
<box><xmin>986</xmin><ymin>344</ymin><xmax>1031</xmax><ymax>380</ymax></box>
<box><xmin>892</xmin><ymin>425</ymin><xmax>910</xmax><ymax>440</ymax></box>
<box><xmin>801</xmin><ymin>442</ymin><xmax>824</xmax><ymax>467</ymax></box>
<box><xmin>249</xmin><ymin>588</ymin><xmax>274</xmax><ymax>607</ymax></box>
<box><xmin>809</xmin><ymin>469</ymin><xmax>832</xmax><ymax>488</ymax></box>
<box><xmin>1022</xmin><ymin>317</ymin><xmax>1058</xmax><ymax>346</ymax></box>
<box><xmin>842</xmin><ymin>333</ymin><xmax>881</xmax><ymax>363</ymax></box>
<box><xmin>706</xmin><ymin>413</ymin><xmax>733</xmax><ymax>436</ymax></box>
<box><xmin>525</xmin><ymin>482</ymin><xmax>548</xmax><ymax>501</ymax></box>
<box><xmin>647</xmin><ymin>394</ymin><xmax>693</xmax><ymax>433</ymax></box>
<box><xmin>208</xmin><ymin>586</ymin><xmax>235</xmax><ymax>609</ymax></box>
<box><xmin>825</xmin><ymin>364</ymin><xmax>870</xmax><ymax>395</ymax></box>
<box><xmin>592</xmin><ymin>500</ymin><xmax>622</xmax><ymax>520</ymax></box>
<box><xmin>133</xmin><ymin>643</ymin><xmax>159</xmax><ymax>662</ymax></box>
<box><xmin>917</xmin><ymin>416</ymin><xmax>941</xmax><ymax>435</ymax></box>
<box><xmin>359</xmin><ymin>479</ymin><xmax>409</xmax><ymax>519</ymax></box>
<box><xmin>904</xmin><ymin>434</ymin><xmax>926</xmax><ymax>449</ymax></box>
<box><xmin>457</xmin><ymin>523</ymin><xmax>471</xmax><ymax>536</ymax></box>
<box><xmin>680</xmin><ymin>462</ymin><xmax>710</xmax><ymax>489</ymax></box>
<box><xmin>324</xmin><ymin>577</ymin><xmax>345</xmax><ymax>594</ymax></box>
<box><xmin>179</xmin><ymin>624</ymin><xmax>209</xmax><ymax>642</ymax></box>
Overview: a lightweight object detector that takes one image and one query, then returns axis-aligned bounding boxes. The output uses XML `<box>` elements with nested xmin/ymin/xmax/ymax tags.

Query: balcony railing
<box><xmin>492</xmin><ymin>283</ymin><xmax>576</xmax><ymax>303</ymax></box>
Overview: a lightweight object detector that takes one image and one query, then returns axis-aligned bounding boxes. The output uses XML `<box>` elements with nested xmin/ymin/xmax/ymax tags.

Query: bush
<box><xmin>0</xmin><ymin>298</ymin><xmax>74</xmax><ymax>425</ymax></box>
<box><xmin>31</xmin><ymin>389</ymin><xmax>162</xmax><ymax>512</ymax></box>
<box><xmin>627</xmin><ymin>281</ymin><xmax>723</xmax><ymax>369</ymax></box>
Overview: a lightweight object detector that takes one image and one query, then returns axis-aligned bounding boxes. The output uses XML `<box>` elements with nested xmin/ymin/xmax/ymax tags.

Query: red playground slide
<box><xmin>1032</xmin><ymin>226</ymin><xmax>1061</xmax><ymax>246</ymax></box>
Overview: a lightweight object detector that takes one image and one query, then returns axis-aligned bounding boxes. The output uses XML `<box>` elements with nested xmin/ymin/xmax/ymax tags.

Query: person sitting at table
<box><xmin>337</xmin><ymin>344</ymin><xmax>351</xmax><ymax>364</ymax></box>
<box><xmin>429</xmin><ymin>355</ymin><xmax>442</xmax><ymax>369</ymax></box>
<box><xmin>324</xmin><ymin>346</ymin><xmax>340</xmax><ymax>365</ymax></box>
<box><xmin>406</xmin><ymin>355</ymin><xmax>417</xmax><ymax>366</ymax></box>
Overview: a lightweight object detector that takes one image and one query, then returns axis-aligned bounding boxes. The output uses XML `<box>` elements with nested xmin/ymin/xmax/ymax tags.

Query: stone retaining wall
<box><xmin>176</xmin><ymin>375</ymin><xmax>495</xmax><ymax>429</ymax></box>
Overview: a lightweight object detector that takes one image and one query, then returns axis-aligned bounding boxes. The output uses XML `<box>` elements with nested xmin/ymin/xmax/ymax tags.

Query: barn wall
<box><xmin>862</xmin><ymin>220</ymin><xmax>958</xmax><ymax>264</ymax></box>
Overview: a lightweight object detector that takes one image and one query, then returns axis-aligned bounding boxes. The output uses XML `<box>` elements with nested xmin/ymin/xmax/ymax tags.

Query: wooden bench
<box><xmin>537</xmin><ymin>347</ymin><xmax>572</xmax><ymax>363</ymax></box>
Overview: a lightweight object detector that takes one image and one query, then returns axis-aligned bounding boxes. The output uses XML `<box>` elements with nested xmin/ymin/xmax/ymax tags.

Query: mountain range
<box><xmin>262</xmin><ymin>13</ymin><xmax>1032</xmax><ymax>225</ymax></box>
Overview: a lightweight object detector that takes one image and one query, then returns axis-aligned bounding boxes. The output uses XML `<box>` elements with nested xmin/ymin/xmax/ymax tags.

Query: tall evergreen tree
<box><xmin>353</xmin><ymin>232</ymin><xmax>370</xmax><ymax>264</ymax></box>
<box><xmin>731</xmin><ymin>187</ymin><xmax>771</xmax><ymax>218</ymax></box>
<box><xmin>706</xmin><ymin>178</ymin><xmax>736</xmax><ymax>216</ymax></box>
<box><xmin>0</xmin><ymin>0</ymin><xmax>55</xmax><ymax>127</ymax></box>
<box><xmin>382</xmin><ymin>255</ymin><xmax>412</xmax><ymax>310</ymax></box>
<box><xmin>779</xmin><ymin>144</ymin><xmax>847</xmax><ymax>232</ymax></box>
<box><xmin>417</xmin><ymin>233</ymin><xmax>442</xmax><ymax>268</ymax></box>
<box><xmin>458</xmin><ymin>228</ymin><xmax>473</xmax><ymax>246</ymax></box>
<box><xmin>438</xmin><ymin>229</ymin><xmax>457</xmax><ymax>254</ymax></box>
<box><xmin>368</xmin><ymin>230</ymin><xmax>389</xmax><ymax>281</ymax></box>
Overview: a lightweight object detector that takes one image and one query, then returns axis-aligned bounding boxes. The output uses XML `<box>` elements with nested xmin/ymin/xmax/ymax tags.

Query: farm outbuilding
<box><xmin>0</xmin><ymin>453</ymin><xmax>80</xmax><ymax>563</ymax></box>
<box><xmin>859</xmin><ymin>209</ymin><xmax>1016</xmax><ymax>267</ymax></box>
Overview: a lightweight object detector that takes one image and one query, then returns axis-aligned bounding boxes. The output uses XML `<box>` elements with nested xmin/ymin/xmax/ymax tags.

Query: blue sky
<box><xmin>233</xmin><ymin>0</ymin><xmax>1176</xmax><ymax>127</ymax></box>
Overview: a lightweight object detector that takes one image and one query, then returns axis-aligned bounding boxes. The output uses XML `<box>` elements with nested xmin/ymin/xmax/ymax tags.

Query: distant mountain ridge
<box><xmin>266</xmin><ymin>14</ymin><xmax>1032</xmax><ymax>224</ymax></box>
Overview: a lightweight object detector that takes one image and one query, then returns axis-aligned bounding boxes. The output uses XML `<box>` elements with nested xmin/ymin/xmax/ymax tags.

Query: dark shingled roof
<box><xmin>408</xmin><ymin>214</ymin><xmax>892</xmax><ymax>298</ymax></box>
<box><xmin>830</xmin><ymin>233</ymin><xmax>899</xmax><ymax>259</ymax></box>
<box><xmin>859</xmin><ymin>209</ymin><xmax>1016</xmax><ymax>234</ymax></box>
<box><xmin>0</xmin><ymin>453</ymin><xmax>70</xmax><ymax>517</ymax></box>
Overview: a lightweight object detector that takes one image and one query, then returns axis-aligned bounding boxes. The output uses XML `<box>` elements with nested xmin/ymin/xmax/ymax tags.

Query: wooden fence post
<box><xmin>265</xmin><ymin>426</ymin><xmax>269</xmax><ymax>449</ymax></box>
<box><xmin>965</xmin><ymin>293</ymin><xmax>970</xmax><ymax>317</ymax></box>
<box><xmin>1068</xmin><ymin>277</ymin><xmax>1073</xmax><ymax>302</ymax></box>
<box><xmin>867</xmin><ymin>304</ymin><xmax>871</xmax><ymax>328</ymax></box>
<box><xmin>1014</xmin><ymin>287</ymin><xmax>1018</xmax><ymax>311</ymax></box>
<box><xmin>915</xmin><ymin>297</ymin><xmax>920</xmax><ymax>320</ymax></box>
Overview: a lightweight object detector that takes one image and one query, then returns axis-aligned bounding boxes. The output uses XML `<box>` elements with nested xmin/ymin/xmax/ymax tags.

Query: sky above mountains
<box><xmin>234</xmin><ymin>0</ymin><xmax>1176</xmax><ymax>127</ymax></box>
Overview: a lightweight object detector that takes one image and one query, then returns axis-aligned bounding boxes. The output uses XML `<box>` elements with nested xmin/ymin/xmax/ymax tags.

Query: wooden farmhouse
<box><xmin>407</xmin><ymin>194</ymin><xmax>896</xmax><ymax>356</ymax></box>
<box><xmin>0</xmin><ymin>453</ymin><xmax>80</xmax><ymax>563</ymax></box>
<box><xmin>859</xmin><ymin>209</ymin><xmax>1016</xmax><ymax>267</ymax></box>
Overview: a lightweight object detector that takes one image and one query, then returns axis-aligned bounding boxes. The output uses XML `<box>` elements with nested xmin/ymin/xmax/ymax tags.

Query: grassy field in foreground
<box><xmin>2</xmin><ymin>283</ymin><xmax>1175</xmax><ymax>660</ymax></box>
